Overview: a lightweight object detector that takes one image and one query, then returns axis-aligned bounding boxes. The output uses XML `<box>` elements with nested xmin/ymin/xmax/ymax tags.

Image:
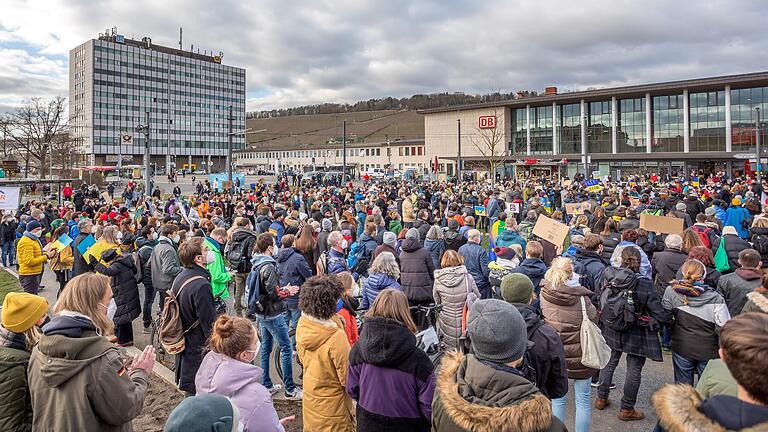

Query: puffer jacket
<box><xmin>195</xmin><ymin>351</ymin><xmax>284</xmax><ymax>432</ymax></box>
<box><xmin>432</xmin><ymin>265</ymin><xmax>480</xmax><ymax>350</ymax></box>
<box><xmin>424</xmin><ymin>239</ymin><xmax>445</xmax><ymax>270</ymax></box>
<box><xmin>296</xmin><ymin>314</ymin><xmax>355</xmax><ymax>432</ymax></box>
<box><xmin>600</xmin><ymin>232</ymin><xmax>621</xmax><ymax>261</ymax></box>
<box><xmin>662</xmin><ymin>283</ymin><xmax>730</xmax><ymax>361</ymax></box>
<box><xmin>28</xmin><ymin>313</ymin><xmax>149</xmax><ymax>431</ymax></box>
<box><xmin>361</xmin><ymin>273</ymin><xmax>401</xmax><ymax>309</ymax></box>
<box><xmin>400</xmin><ymin>238</ymin><xmax>435</xmax><ymax>303</ymax></box>
<box><xmin>93</xmin><ymin>254</ymin><xmax>140</xmax><ymax>326</ymax></box>
<box><xmin>17</xmin><ymin>234</ymin><xmax>46</xmax><ymax>276</ymax></box>
<box><xmin>275</xmin><ymin>247</ymin><xmax>313</xmax><ymax>310</ymax></box>
<box><xmin>742</xmin><ymin>288</ymin><xmax>768</xmax><ymax>314</ymax></box>
<box><xmin>347</xmin><ymin>317</ymin><xmax>435</xmax><ymax>432</ymax></box>
<box><xmin>540</xmin><ymin>277</ymin><xmax>599</xmax><ymax>380</ymax></box>
<box><xmin>458</xmin><ymin>242</ymin><xmax>491</xmax><ymax>299</ymax></box>
<box><xmin>0</xmin><ymin>328</ymin><xmax>32</xmax><ymax>432</ymax></box>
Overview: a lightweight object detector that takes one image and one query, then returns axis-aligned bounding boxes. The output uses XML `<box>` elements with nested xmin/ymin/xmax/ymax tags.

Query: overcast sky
<box><xmin>1</xmin><ymin>0</ymin><xmax>766</xmax><ymax>112</ymax></box>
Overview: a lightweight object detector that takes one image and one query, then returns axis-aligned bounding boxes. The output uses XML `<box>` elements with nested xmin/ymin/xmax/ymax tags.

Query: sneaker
<box><xmin>267</xmin><ymin>384</ymin><xmax>282</xmax><ymax>396</ymax></box>
<box><xmin>618</xmin><ymin>408</ymin><xmax>645</xmax><ymax>421</ymax></box>
<box><xmin>285</xmin><ymin>387</ymin><xmax>303</xmax><ymax>400</ymax></box>
<box><xmin>591</xmin><ymin>382</ymin><xmax>616</xmax><ymax>390</ymax></box>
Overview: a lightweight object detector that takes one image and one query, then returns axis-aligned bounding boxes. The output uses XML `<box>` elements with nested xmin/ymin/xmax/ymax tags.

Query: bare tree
<box><xmin>470</xmin><ymin>108</ymin><xmax>507</xmax><ymax>184</ymax></box>
<box><xmin>5</xmin><ymin>97</ymin><xmax>68</xmax><ymax>178</ymax></box>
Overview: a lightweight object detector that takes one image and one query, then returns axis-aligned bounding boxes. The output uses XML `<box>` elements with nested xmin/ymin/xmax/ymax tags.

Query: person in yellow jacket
<box><xmin>296</xmin><ymin>275</ymin><xmax>355</xmax><ymax>432</ymax></box>
<box><xmin>43</xmin><ymin>226</ymin><xmax>75</xmax><ymax>297</ymax></box>
<box><xmin>83</xmin><ymin>225</ymin><xmax>121</xmax><ymax>269</ymax></box>
<box><xmin>17</xmin><ymin>221</ymin><xmax>53</xmax><ymax>295</ymax></box>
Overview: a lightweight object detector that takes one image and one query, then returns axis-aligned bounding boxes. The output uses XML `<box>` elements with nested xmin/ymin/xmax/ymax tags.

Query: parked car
<box><xmin>369</xmin><ymin>168</ymin><xmax>386</xmax><ymax>179</ymax></box>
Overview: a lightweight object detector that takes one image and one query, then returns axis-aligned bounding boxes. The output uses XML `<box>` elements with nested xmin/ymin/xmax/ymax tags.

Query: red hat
<box><xmin>494</xmin><ymin>246</ymin><xmax>516</xmax><ymax>260</ymax></box>
<box><xmin>99</xmin><ymin>214</ymin><xmax>108</xmax><ymax>221</ymax></box>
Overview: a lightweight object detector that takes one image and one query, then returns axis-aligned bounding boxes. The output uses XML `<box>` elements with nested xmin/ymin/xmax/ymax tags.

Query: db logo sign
<box><xmin>478</xmin><ymin>116</ymin><xmax>496</xmax><ymax>129</ymax></box>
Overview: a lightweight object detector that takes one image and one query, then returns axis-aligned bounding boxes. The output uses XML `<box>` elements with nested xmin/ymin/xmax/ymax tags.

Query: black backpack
<box><xmin>226</xmin><ymin>238</ymin><xmax>250</xmax><ymax>273</ymax></box>
<box><xmin>599</xmin><ymin>266</ymin><xmax>639</xmax><ymax>331</ymax></box>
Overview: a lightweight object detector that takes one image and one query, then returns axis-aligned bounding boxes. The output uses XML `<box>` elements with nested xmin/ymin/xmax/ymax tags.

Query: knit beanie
<box><xmin>2</xmin><ymin>293</ymin><xmax>48</xmax><ymax>333</ymax></box>
<box><xmin>383</xmin><ymin>231</ymin><xmax>397</xmax><ymax>248</ymax></box>
<box><xmin>164</xmin><ymin>394</ymin><xmax>239</xmax><ymax>432</ymax></box>
<box><xmin>494</xmin><ymin>246</ymin><xmax>516</xmax><ymax>261</ymax></box>
<box><xmin>467</xmin><ymin>299</ymin><xmax>527</xmax><ymax>363</ymax></box>
<box><xmin>500</xmin><ymin>274</ymin><xmax>534</xmax><ymax>304</ymax></box>
<box><xmin>405</xmin><ymin>228</ymin><xmax>420</xmax><ymax>240</ymax></box>
<box><xmin>26</xmin><ymin>220</ymin><xmax>42</xmax><ymax>232</ymax></box>
<box><xmin>675</xmin><ymin>202</ymin><xmax>687</xmax><ymax>211</ymax></box>
<box><xmin>321</xmin><ymin>218</ymin><xmax>333</xmax><ymax>232</ymax></box>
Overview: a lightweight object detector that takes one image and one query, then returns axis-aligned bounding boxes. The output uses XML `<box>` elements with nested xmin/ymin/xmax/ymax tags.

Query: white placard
<box><xmin>0</xmin><ymin>187</ymin><xmax>20</xmax><ymax>210</ymax></box>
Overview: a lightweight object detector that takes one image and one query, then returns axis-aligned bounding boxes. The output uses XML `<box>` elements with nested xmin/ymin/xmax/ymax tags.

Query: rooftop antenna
<box><xmin>179</xmin><ymin>27</ymin><xmax>183</xmax><ymax>50</ymax></box>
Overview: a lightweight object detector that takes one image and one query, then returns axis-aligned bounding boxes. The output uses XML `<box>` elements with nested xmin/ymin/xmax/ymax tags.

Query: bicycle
<box><xmin>410</xmin><ymin>303</ymin><xmax>445</xmax><ymax>366</ymax></box>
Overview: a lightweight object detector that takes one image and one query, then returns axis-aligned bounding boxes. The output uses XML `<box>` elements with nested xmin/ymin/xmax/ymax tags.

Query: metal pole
<box><xmin>757</xmin><ymin>107</ymin><xmax>762</xmax><ymax>180</ymax></box>
<box><xmin>227</xmin><ymin>105</ymin><xmax>233</xmax><ymax>188</ymax></box>
<box><xmin>342</xmin><ymin>120</ymin><xmax>347</xmax><ymax>182</ymax></box>
<box><xmin>144</xmin><ymin>110</ymin><xmax>151</xmax><ymax>195</ymax></box>
<box><xmin>117</xmin><ymin>133</ymin><xmax>122</xmax><ymax>181</ymax></box>
<box><xmin>457</xmin><ymin>118</ymin><xmax>462</xmax><ymax>183</ymax></box>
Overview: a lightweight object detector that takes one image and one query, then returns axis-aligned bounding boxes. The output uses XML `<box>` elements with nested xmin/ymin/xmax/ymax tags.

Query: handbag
<box><xmin>714</xmin><ymin>237</ymin><xmax>730</xmax><ymax>273</ymax></box>
<box><xmin>579</xmin><ymin>296</ymin><xmax>611</xmax><ymax>369</ymax></box>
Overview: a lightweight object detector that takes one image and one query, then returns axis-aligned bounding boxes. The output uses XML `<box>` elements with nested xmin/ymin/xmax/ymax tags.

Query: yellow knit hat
<box><xmin>2</xmin><ymin>292</ymin><xmax>48</xmax><ymax>333</ymax></box>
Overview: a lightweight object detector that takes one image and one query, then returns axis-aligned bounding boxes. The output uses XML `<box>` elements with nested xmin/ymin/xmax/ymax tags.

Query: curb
<box><xmin>125</xmin><ymin>346</ymin><xmax>183</xmax><ymax>394</ymax></box>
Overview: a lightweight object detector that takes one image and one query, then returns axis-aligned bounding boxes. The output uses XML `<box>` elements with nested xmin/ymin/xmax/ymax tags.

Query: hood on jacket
<box><xmin>434</xmin><ymin>265</ymin><xmax>469</xmax><ymax>288</ymax></box>
<box><xmin>497</xmin><ymin>230</ymin><xmax>522</xmax><ymax>242</ymax></box>
<box><xmin>356</xmin><ymin>316</ymin><xmax>417</xmax><ymax>368</ymax></box>
<box><xmin>541</xmin><ymin>280</ymin><xmax>592</xmax><ymax>307</ymax></box>
<box><xmin>746</xmin><ymin>290</ymin><xmax>768</xmax><ymax>313</ymax></box>
<box><xmin>231</xmin><ymin>227</ymin><xmax>258</xmax><ymax>242</ymax></box>
<box><xmin>274</xmin><ymin>247</ymin><xmax>299</xmax><ymax>264</ymax></box>
<box><xmin>401</xmin><ymin>237</ymin><xmax>422</xmax><ymax>253</ymax></box>
<box><xmin>653</xmin><ymin>384</ymin><xmax>768</xmax><ymax>432</ymax></box>
<box><xmin>734</xmin><ymin>267</ymin><xmax>762</xmax><ymax>281</ymax></box>
<box><xmin>365</xmin><ymin>272</ymin><xmax>400</xmax><ymax>290</ymax></box>
<box><xmin>444</xmin><ymin>229</ymin><xmax>461</xmax><ymax>243</ymax></box>
<box><xmin>517</xmin><ymin>259</ymin><xmax>547</xmax><ymax>278</ymax></box>
<box><xmin>602</xmin><ymin>266</ymin><xmax>638</xmax><ymax>291</ymax></box>
<box><xmin>251</xmin><ymin>254</ymin><xmax>276</xmax><ymax>267</ymax></box>
<box><xmin>297</xmin><ymin>315</ymin><xmax>344</xmax><ymax>352</ymax></box>
<box><xmin>197</xmin><ymin>351</ymin><xmax>263</xmax><ymax>394</ymax></box>
<box><xmin>435</xmin><ymin>351</ymin><xmax>555</xmax><ymax>432</ymax></box>
<box><xmin>36</xmin><ymin>314</ymin><xmax>113</xmax><ymax>388</ymax></box>
<box><xmin>515</xmin><ymin>304</ymin><xmax>544</xmax><ymax>335</ymax></box>
<box><xmin>424</xmin><ymin>239</ymin><xmax>443</xmax><ymax>253</ymax></box>
<box><xmin>573</xmin><ymin>249</ymin><xmax>606</xmax><ymax>266</ymax></box>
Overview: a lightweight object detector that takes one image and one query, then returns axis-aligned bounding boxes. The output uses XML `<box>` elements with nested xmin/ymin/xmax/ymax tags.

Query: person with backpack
<box><xmin>348</xmin><ymin>222</ymin><xmax>377</xmax><ymax>278</ymax></box>
<box><xmin>169</xmin><ymin>236</ymin><xmax>217</xmax><ymax>396</ymax></box>
<box><xmin>150</xmin><ymin>224</ymin><xmax>183</xmax><ymax>305</ymax></box>
<box><xmin>716</xmin><ymin>248</ymin><xmax>763</xmax><ymax>316</ymax></box>
<box><xmin>500</xmin><ymin>273</ymin><xmax>569</xmax><ymax>400</ymax></box>
<box><xmin>595</xmin><ymin>247</ymin><xmax>670</xmax><ymax>421</ymax></box>
<box><xmin>711</xmin><ymin>225</ymin><xmax>751</xmax><ymax>273</ymax></box>
<box><xmin>227</xmin><ymin>217</ymin><xmax>258</xmax><ymax>317</ymax></box>
<box><xmin>692</xmin><ymin>214</ymin><xmax>718</xmax><ymax>249</ymax></box>
<box><xmin>136</xmin><ymin>225</ymin><xmax>158</xmax><ymax>333</ymax></box>
<box><xmin>572</xmin><ymin>234</ymin><xmax>609</xmax><ymax>300</ymax></box>
<box><xmin>247</xmin><ymin>233</ymin><xmax>302</xmax><ymax>400</ymax></box>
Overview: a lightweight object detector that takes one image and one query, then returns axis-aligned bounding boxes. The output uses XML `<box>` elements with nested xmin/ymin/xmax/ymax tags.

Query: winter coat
<box><xmin>652</xmin><ymin>384</ymin><xmax>768</xmax><ymax>432</ymax></box>
<box><xmin>229</xmin><ymin>227</ymin><xmax>258</xmax><ymax>273</ymax></box>
<box><xmin>742</xmin><ymin>289</ymin><xmax>768</xmax><ymax>314</ymax></box>
<box><xmin>695</xmin><ymin>358</ymin><xmax>738</xmax><ymax>399</ymax></box>
<box><xmin>431</xmin><ymin>351</ymin><xmax>567</xmax><ymax>432</ymax></box>
<box><xmin>275</xmin><ymin>247</ymin><xmax>313</xmax><ymax>310</ymax></box>
<box><xmin>600</xmin><ymin>268</ymin><xmax>670</xmax><ymax>362</ymax></box>
<box><xmin>457</xmin><ymin>242</ymin><xmax>491</xmax><ymax>298</ymax></box>
<box><xmin>424</xmin><ymin>239</ymin><xmax>445</xmax><ymax>270</ymax></box>
<box><xmin>347</xmin><ymin>317</ymin><xmax>435</xmax><ymax>432</ymax></box>
<box><xmin>203</xmin><ymin>238</ymin><xmax>231</xmax><ymax>299</ymax></box>
<box><xmin>662</xmin><ymin>284</ymin><xmax>730</xmax><ymax>361</ymax></box>
<box><xmin>361</xmin><ymin>273</ymin><xmax>402</xmax><ymax>309</ymax></box>
<box><xmin>337</xmin><ymin>296</ymin><xmax>359</xmax><ymax>347</ymax></box>
<box><xmin>610</xmin><ymin>241</ymin><xmax>652</xmax><ymax>279</ymax></box>
<box><xmin>402</xmin><ymin>198</ymin><xmax>416</xmax><ymax>223</ymax></box>
<box><xmin>711</xmin><ymin>234</ymin><xmax>752</xmax><ymax>274</ymax></box>
<box><xmin>725</xmin><ymin>206</ymin><xmax>750</xmax><ymax>238</ymax></box>
<box><xmin>400</xmin><ymin>238</ymin><xmax>435</xmax><ymax>303</ymax></box>
<box><xmin>0</xmin><ymin>328</ymin><xmax>32</xmax><ymax>432</ymax></box>
<box><xmin>93</xmin><ymin>254</ymin><xmax>140</xmax><ymax>326</ymax></box>
<box><xmin>415</xmin><ymin>220</ymin><xmax>431</xmax><ymax>246</ymax></box>
<box><xmin>28</xmin><ymin>314</ymin><xmax>149</xmax><ymax>431</ymax></box>
<box><xmin>443</xmin><ymin>228</ymin><xmax>467</xmax><ymax>252</ymax></box>
<box><xmin>512</xmin><ymin>258</ymin><xmax>547</xmax><ymax>295</ymax></box>
<box><xmin>601</xmin><ymin>232</ymin><xmax>621</xmax><ymax>261</ymax></box>
<box><xmin>495</xmin><ymin>230</ymin><xmax>526</xmax><ymax>250</ymax></box>
<box><xmin>195</xmin><ymin>351</ymin><xmax>284</xmax><ymax>432</ymax></box>
<box><xmin>651</xmin><ymin>247</ymin><xmax>689</xmax><ymax>294</ymax></box>
<box><xmin>17</xmin><ymin>234</ymin><xmax>45</xmax><ymax>276</ymax></box>
<box><xmin>571</xmin><ymin>249</ymin><xmax>608</xmax><ymax>296</ymax></box>
<box><xmin>540</xmin><ymin>278</ymin><xmax>599</xmax><ymax>380</ymax></box>
<box><xmin>296</xmin><ymin>314</ymin><xmax>355</xmax><ymax>432</ymax></box>
<box><xmin>250</xmin><ymin>255</ymin><xmax>287</xmax><ymax>318</ymax></box>
<box><xmin>432</xmin><ymin>265</ymin><xmax>480</xmax><ymax>350</ymax></box>
<box><xmin>618</xmin><ymin>216</ymin><xmax>640</xmax><ymax>232</ymax></box>
<box><xmin>174</xmin><ymin>265</ymin><xmax>217</xmax><ymax>394</ymax></box>
<box><xmin>514</xmin><ymin>304</ymin><xmax>569</xmax><ymax>400</ymax></box>
<box><xmin>327</xmin><ymin>249</ymin><xmax>350</xmax><ymax>275</ymax></box>
<box><xmin>268</xmin><ymin>220</ymin><xmax>285</xmax><ymax>246</ymax></box>
<box><xmin>150</xmin><ymin>237</ymin><xmax>182</xmax><ymax>292</ymax></box>
<box><xmin>716</xmin><ymin>267</ymin><xmax>762</xmax><ymax>316</ymax></box>
<box><xmin>0</xmin><ymin>220</ymin><xmax>17</xmax><ymax>244</ymax></box>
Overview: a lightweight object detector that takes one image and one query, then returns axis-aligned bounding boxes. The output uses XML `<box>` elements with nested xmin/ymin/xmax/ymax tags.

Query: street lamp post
<box><xmin>457</xmin><ymin>117</ymin><xmax>462</xmax><ymax>183</ymax></box>
<box><xmin>757</xmin><ymin>107</ymin><xmax>762</xmax><ymax>180</ymax></box>
<box><xmin>136</xmin><ymin>111</ymin><xmax>151</xmax><ymax>195</ymax></box>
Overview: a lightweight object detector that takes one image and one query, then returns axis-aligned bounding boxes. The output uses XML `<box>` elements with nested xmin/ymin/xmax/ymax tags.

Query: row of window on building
<box><xmin>509</xmin><ymin>87</ymin><xmax>768</xmax><ymax>155</ymax></box>
<box><xmin>93</xmin><ymin>44</ymin><xmax>246</xmax><ymax>78</ymax></box>
<box><xmin>239</xmin><ymin>145</ymin><xmax>425</xmax><ymax>160</ymax></box>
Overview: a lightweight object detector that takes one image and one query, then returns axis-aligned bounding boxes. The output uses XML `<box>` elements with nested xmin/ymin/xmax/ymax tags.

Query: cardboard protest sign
<box><xmin>101</xmin><ymin>191</ymin><xmax>111</xmax><ymax>202</ymax></box>
<box><xmin>639</xmin><ymin>213</ymin><xmax>684</xmax><ymax>235</ymax></box>
<box><xmin>532</xmin><ymin>214</ymin><xmax>569</xmax><ymax>246</ymax></box>
<box><xmin>629</xmin><ymin>197</ymin><xmax>641</xmax><ymax>207</ymax></box>
<box><xmin>564</xmin><ymin>202</ymin><xmax>591</xmax><ymax>215</ymax></box>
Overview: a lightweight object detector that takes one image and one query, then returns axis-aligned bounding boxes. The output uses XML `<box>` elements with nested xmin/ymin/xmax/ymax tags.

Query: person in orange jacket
<box><xmin>335</xmin><ymin>272</ymin><xmax>360</xmax><ymax>347</ymax></box>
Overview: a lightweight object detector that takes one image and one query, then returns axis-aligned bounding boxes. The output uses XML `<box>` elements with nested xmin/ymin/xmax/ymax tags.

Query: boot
<box><xmin>618</xmin><ymin>408</ymin><xmax>645</xmax><ymax>421</ymax></box>
<box><xmin>594</xmin><ymin>398</ymin><xmax>610</xmax><ymax>410</ymax></box>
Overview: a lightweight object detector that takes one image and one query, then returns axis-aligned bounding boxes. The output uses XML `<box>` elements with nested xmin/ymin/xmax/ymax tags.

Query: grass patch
<box><xmin>0</xmin><ymin>269</ymin><xmax>22</xmax><ymax>304</ymax></box>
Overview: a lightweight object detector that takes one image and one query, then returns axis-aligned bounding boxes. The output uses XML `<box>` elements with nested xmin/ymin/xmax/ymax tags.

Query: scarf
<box><xmin>0</xmin><ymin>326</ymin><xmax>28</xmax><ymax>351</ymax></box>
<box><xmin>671</xmin><ymin>279</ymin><xmax>707</xmax><ymax>298</ymax></box>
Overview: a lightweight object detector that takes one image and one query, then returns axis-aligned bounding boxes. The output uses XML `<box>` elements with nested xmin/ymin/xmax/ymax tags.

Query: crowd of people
<box><xmin>0</xmin><ymin>171</ymin><xmax>767</xmax><ymax>431</ymax></box>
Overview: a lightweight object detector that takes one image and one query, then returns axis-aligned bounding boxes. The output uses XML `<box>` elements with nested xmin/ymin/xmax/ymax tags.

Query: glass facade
<box><xmin>530</xmin><ymin>105</ymin><xmax>553</xmax><ymax>155</ymax></box>
<box><xmin>587</xmin><ymin>101</ymin><xmax>612</xmax><ymax>153</ymax></box>
<box><xmin>652</xmin><ymin>95</ymin><xmax>684</xmax><ymax>153</ymax></box>
<box><xmin>617</xmin><ymin>97</ymin><xmax>646</xmax><ymax>153</ymax></box>
<box><xmin>510</xmin><ymin>108</ymin><xmax>527</xmax><ymax>155</ymax></box>
<box><xmin>558</xmin><ymin>103</ymin><xmax>581</xmax><ymax>154</ymax></box>
<box><xmin>689</xmin><ymin>91</ymin><xmax>725</xmax><ymax>152</ymax></box>
<box><xmin>731</xmin><ymin>87</ymin><xmax>768</xmax><ymax>153</ymax></box>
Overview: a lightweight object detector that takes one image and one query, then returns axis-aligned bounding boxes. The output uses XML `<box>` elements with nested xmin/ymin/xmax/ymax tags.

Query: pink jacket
<box><xmin>195</xmin><ymin>351</ymin><xmax>284</xmax><ymax>432</ymax></box>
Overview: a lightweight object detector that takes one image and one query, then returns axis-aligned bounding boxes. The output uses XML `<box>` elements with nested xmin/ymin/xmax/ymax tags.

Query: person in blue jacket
<box><xmin>725</xmin><ymin>198</ymin><xmax>751</xmax><ymax>239</ymax></box>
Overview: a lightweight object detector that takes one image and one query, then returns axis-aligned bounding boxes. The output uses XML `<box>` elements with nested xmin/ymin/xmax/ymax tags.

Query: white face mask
<box><xmin>29</xmin><ymin>230</ymin><xmax>41</xmax><ymax>238</ymax></box>
<box><xmin>99</xmin><ymin>300</ymin><xmax>116</xmax><ymax>320</ymax></box>
<box><xmin>172</xmin><ymin>234</ymin><xmax>181</xmax><ymax>244</ymax></box>
<box><xmin>341</xmin><ymin>239</ymin><xmax>348</xmax><ymax>250</ymax></box>
<box><xmin>116</xmin><ymin>232</ymin><xmax>123</xmax><ymax>242</ymax></box>
<box><xmin>151</xmin><ymin>232</ymin><xmax>159</xmax><ymax>241</ymax></box>
<box><xmin>205</xmin><ymin>249</ymin><xmax>216</xmax><ymax>264</ymax></box>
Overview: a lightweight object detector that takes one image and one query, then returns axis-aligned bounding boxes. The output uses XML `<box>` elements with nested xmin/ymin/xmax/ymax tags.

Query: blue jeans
<box><xmin>672</xmin><ymin>352</ymin><xmax>708</xmax><ymax>386</ymax></box>
<box><xmin>552</xmin><ymin>378</ymin><xmax>591</xmax><ymax>432</ymax></box>
<box><xmin>258</xmin><ymin>315</ymin><xmax>295</xmax><ymax>392</ymax></box>
<box><xmin>2</xmin><ymin>241</ymin><xmax>15</xmax><ymax>266</ymax></box>
<box><xmin>284</xmin><ymin>307</ymin><xmax>301</xmax><ymax>350</ymax></box>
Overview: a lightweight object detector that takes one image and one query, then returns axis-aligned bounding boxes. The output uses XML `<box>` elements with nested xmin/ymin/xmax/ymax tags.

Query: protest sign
<box><xmin>639</xmin><ymin>213</ymin><xmax>684</xmax><ymax>235</ymax></box>
<box><xmin>101</xmin><ymin>191</ymin><xmax>111</xmax><ymax>202</ymax></box>
<box><xmin>629</xmin><ymin>197</ymin><xmax>641</xmax><ymax>207</ymax></box>
<box><xmin>57</xmin><ymin>234</ymin><xmax>73</xmax><ymax>248</ymax></box>
<box><xmin>0</xmin><ymin>187</ymin><xmax>20</xmax><ymax>210</ymax></box>
<box><xmin>506</xmin><ymin>202</ymin><xmax>520</xmax><ymax>213</ymax></box>
<box><xmin>561</xmin><ymin>179</ymin><xmax>572</xmax><ymax>188</ymax></box>
<box><xmin>76</xmin><ymin>234</ymin><xmax>96</xmax><ymax>256</ymax></box>
<box><xmin>474</xmin><ymin>205</ymin><xmax>486</xmax><ymax>216</ymax></box>
<box><xmin>564</xmin><ymin>202</ymin><xmax>591</xmax><ymax>215</ymax></box>
<box><xmin>532</xmin><ymin>214</ymin><xmax>569</xmax><ymax>246</ymax></box>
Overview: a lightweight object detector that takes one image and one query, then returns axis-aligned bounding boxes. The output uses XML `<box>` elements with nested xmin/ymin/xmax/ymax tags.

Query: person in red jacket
<box><xmin>335</xmin><ymin>271</ymin><xmax>359</xmax><ymax>346</ymax></box>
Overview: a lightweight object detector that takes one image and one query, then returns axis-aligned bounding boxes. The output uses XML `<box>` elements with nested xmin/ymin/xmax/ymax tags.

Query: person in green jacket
<box><xmin>695</xmin><ymin>358</ymin><xmax>738</xmax><ymax>398</ymax></box>
<box><xmin>204</xmin><ymin>227</ymin><xmax>232</xmax><ymax>299</ymax></box>
<box><xmin>0</xmin><ymin>292</ymin><xmax>49</xmax><ymax>432</ymax></box>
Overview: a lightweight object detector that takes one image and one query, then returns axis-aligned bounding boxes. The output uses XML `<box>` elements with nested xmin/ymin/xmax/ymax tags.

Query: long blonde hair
<box><xmin>101</xmin><ymin>225</ymin><xmax>119</xmax><ymax>245</ymax></box>
<box><xmin>544</xmin><ymin>257</ymin><xmax>574</xmax><ymax>287</ymax></box>
<box><xmin>367</xmin><ymin>289</ymin><xmax>417</xmax><ymax>333</ymax></box>
<box><xmin>54</xmin><ymin>273</ymin><xmax>114</xmax><ymax>335</ymax></box>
